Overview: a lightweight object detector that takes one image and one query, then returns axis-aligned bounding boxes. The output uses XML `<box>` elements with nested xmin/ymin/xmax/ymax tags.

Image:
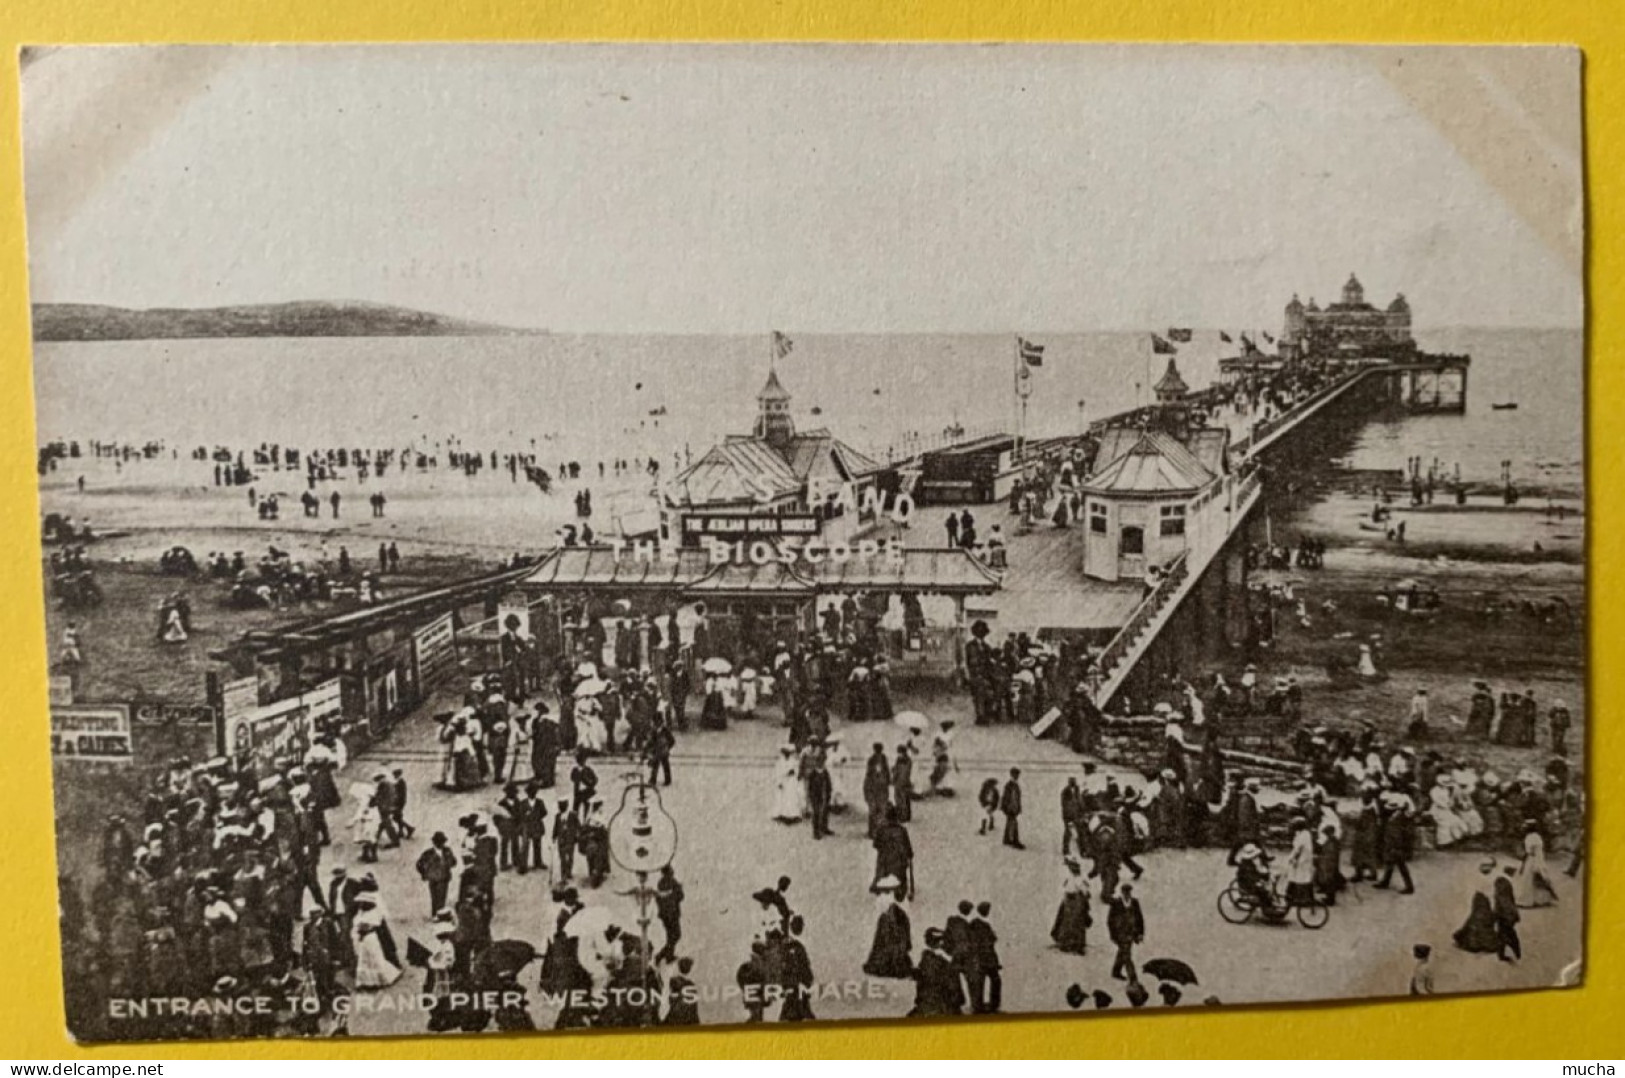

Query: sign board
<box><xmin>133</xmin><ymin>701</ymin><xmax>216</xmax><ymax>726</ymax></box>
<box><xmin>682</xmin><ymin>513</ymin><xmax>819</xmax><ymax>540</ymax></box>
<box><xmin>228</xmin><ymin>695</ymin><xmax>310</xmax><ymax>771</ymax></box>
<box><xmin>220</xmin><ymin>676</ymin><xmax>260</xmax><ymax>725</ymax></box>
<box><xmin>51</xmin><ymin>704</ymin><xmax>133</xmax><ymax>763</ymax></box>
<box><xmin>303</xmin><ymin>678</ymin><xmax>345</xmax><ymax>727</ymax></box>
<box><xmin>413</xmin><ymin>612</ymin><xmax>457</xmax><ymax>690</ymax></box>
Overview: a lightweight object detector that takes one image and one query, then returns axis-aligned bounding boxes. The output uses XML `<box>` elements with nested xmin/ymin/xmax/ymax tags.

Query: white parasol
<box><xmin>702</xmin><ymin>657</ymin><xmax>733</xmax><ymax>675</ymax></box>
<box><xmin>573</xmin><ymin>678</ymin><xmax>609</xmax><ymax>698</ymax></box>
<box><xmin>892</xmin><ymin>710</ymin><xmax>930</xmax><ymax>733</ymax></box>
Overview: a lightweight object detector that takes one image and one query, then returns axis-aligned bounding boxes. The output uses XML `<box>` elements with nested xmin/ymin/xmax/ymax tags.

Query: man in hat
<box><xmin>1001</xmin><ymin>767</ymin><xmax>1025</xmax><ymax>849</ymax></box>
<box><xmin>386</xmin><ymin>767</ymin><xmax>414</xmax><ymax>840</ymax></box>
<box><xmin>1107</xmin><ymin>882</ymin><xmax>1145</xmax><ymax>982</ymax></box>
<box><xmin>553</xmin><ymin>801</ymin><xmax>579</xmax><ymax>881</ymax></box>
<box><xmin>646</xmin><ymin>714</ymin><xmax>676</xmax><ymax>787</ymax></box>
<box><xmin>493</xmin><ymin>783</ymin><xmax>523</xmax><ymax>873</ymax></box>
<box><xmin>652</xmin><ymin>864</ymin><xmax>685</xmax><ymax>965</ymax></box>
<box><xmin>1060</xmin><ymin>776</ymin><xmax>1085</xmax><ymax>858</ymax></box>
<box><xmin>516</xmin><ymin>784</ymin><xmax>548</xmax><ymax>874</ymax></box>
<box><xmin>1375</xmin><ymin>791</ymin><xmax>1417</xmax><ymax>894</ymax></box>
<box><xmin>415</xmin><ymin>832</ymin><xmax>459</xmax><ymax>917</ymax></box>
<box><xmin>966</xmin><ymin>901</ymin><xmax>1002</xmax><ymax>1013</ymax></box>
<box><xmin>804</xmin><ymin>741</ymin><xmax>833</xmax><ymax>840</ymax></box>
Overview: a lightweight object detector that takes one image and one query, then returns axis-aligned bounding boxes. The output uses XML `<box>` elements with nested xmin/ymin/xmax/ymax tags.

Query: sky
<box><xmin>21</xmin><ymin>44</ymin><xmax>1584</xmax><ymax>333</ymax></box>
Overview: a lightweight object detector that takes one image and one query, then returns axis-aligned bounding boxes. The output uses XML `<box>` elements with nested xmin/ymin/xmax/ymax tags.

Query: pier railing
<box><xmin>1233</xmin><ymin>366</ymin><xmax>1373</xmax><ymax>457</ymax></box>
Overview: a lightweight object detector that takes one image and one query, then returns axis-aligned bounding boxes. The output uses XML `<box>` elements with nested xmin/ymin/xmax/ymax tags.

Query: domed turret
<box><xmin>1342</xmin><ymin>273</ymin><xmax>1365</xmax><ymax>307</ymax></box>
<box><xmin>754</xmin><ymin>367</ymin><xmax>795</xmax><ymax>448</ymax></box>
<box><xmin>1154</xmin><ymin>357</ymin><xmax>1189</xmax><ymax>402</ymax></box>
<box><xmin>1387</xmin><ymin>293</ymin><xmax>1410</xmax><ymax>314</ymax></box>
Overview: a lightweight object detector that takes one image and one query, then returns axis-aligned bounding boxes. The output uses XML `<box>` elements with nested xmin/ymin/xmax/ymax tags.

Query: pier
<box><xmin>966</xmin><ymin>347</ymin><xmax>1471</xmax><ymax>712</ymax></box>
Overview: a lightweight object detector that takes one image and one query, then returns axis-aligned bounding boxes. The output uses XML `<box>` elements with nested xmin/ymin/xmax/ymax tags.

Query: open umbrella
<box><xmin>611</xmin><ymin>599</ymin><xmax>632</xmax><ymax>614</ymax></box>
<box><xmin>575</xmin><ymin>661</ymin><xmax>599</xmax><ymax>679</ymax></box>
<box><xmin>893</xmin><ymin>710</ymin><xmax>930</xmax><ymax>733</ymax></box>
<box><xmin>573</xmin><ymin>678</ymin><xmax>608</xmax><ymax>698</ymax></box>
<box><xmin>405</xmin><ymin>937</ymin><xmax>434</xmax><ymax>969</ymax></box>
<box><xmin>477</xmin><ymin>939</ymin><xmax>539</xmax><ymax>979</ymax></box>
<box><xmin>1142</xmin><ymin>957</ymin><xmax>1199</xmax><ymax>986</ymax></box>
<box><xmin>702</xmin><ymin>657</ymin><xmax>733</xmax><ymax>675</ymax></box>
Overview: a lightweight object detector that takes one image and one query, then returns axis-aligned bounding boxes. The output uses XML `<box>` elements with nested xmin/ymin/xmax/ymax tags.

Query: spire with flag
<box><xmin>771</xmin><ymin>330</ymin><xmax>794</xmax><ymax>363</ymax></box>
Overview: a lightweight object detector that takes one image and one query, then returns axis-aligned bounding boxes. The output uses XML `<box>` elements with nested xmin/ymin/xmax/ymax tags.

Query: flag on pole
<box><xmin>1151</xmin><ymin>333</ymin><xmax>1178</xmax><ymax>355</ymax></box>
<box><xmin>1167</xmin><ymin>328</ymin><xmax>1193</xmax><ymax>343</ymax></box>
<box><xmin>1262</xmin><ymin>331</ymin><xmax>1275</xmax><ymax>344</ymax></box>
<box><xmin>1018</xmin><ymin>337</ymin><xmax>1045</xmax><ymax>367</ymax></box>
<box><xmin>771</xmin><ymin>331</ymin><xmax>794</xmax><ymax>361</ymax></box>
<box><xmin>1219</xmin><ymin>331</ymin><xmax>1233</xmax><ymax>343</ymax></box>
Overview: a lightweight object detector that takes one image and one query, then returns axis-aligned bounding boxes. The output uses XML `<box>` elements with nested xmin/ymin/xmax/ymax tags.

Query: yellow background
<box><xmin>0</xmin><ymin>0</ymin><xmax>1614</xmax><ymax>1059</ymax></box>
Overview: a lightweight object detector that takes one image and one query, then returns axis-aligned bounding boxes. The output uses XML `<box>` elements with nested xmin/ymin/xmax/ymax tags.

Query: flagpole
<box><xmin>1012</xmin><ymin>335</ymin><xmax>1021</xmax><ymax>465</ymax></box>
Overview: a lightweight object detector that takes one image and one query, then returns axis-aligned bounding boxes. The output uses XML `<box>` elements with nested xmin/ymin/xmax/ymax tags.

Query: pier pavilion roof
<box><xmin>669</xmin><ymin>430</ymin><xmax>883</xmax><ymax>509</ymax></box>
<box><xmin>517</xmin><ymin>545</ymin><xmax>1001</xmax><ymax>597</ymax></box>
<box><xmin>1084</xmin><ymin>428</ymin><xmax>1219</xmax><ymax>495</ymax></box>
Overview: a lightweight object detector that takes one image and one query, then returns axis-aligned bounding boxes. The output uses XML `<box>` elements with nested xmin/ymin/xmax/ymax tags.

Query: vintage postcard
<box><xmin>21</xmin><ymin>44</ymin><xmax>1584</xmax><ymax>1042</ymax></box>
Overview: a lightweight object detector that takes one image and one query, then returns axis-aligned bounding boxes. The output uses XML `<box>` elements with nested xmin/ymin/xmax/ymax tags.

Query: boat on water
<box><xmin>1491</xmin><ymin>402</ymin><xmax>1519</xmax><ymax>410</ymax></box>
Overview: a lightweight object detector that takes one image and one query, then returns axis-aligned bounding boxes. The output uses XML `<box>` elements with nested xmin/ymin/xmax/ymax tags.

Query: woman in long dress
<box><xmin>862</xmin><ymin>885</ymin><xmax>913</xmax><ymax>979</ymax></box>
<box><xmin>1050</xmin><ymin>860</ymin><xmax>1092</xmax><ymax>954</ymax></box>
<box><xmin>352</xmin><ymin>919</ymin><xmax>402</xmax><ymax>990</ymax></box>
<box><xmin>1429</xmin><ymin>779</ymin><xmax>1469</xmax><ymax>847</ymax></box>
<box><xmin>1453</xmin><ymin>860</ymin><xmax>1502</xmax><ymax>954</ymax></box>
<box><xmin>444</xmin><ymin>717</ymin><xmax>481</xmax><ymax>790</ymax></box>
<box><xmin>1453</xmin><ymin>771</ymin><xmax>1485</xmax><ymax>838</ymax></box>
<box><xmin>576</xmin><ymin>696</ymin><xmax>607</xmax><ymax>754</ymax></box>
<box><xmin>1514</xmin><ymin>824</ymin><xmax>1559</xmax><ymax>908</ymax></box>
<box><xmin>738</xmin><ymin>669</ymin><xmax>760</xmax><ymax>719</ymax></box>
<box><xmin>160</xmin><ymin>607</ymin><xmax>189</xmax><ymax>644</ymax></box>
<box><xmin>825</xmin><ymin>735</ymin><xmax>853</xmax><ymax>812</ymax></box>
<box><xmin>700</xmin><ymin>677</ymin><xmax>728</xmax><ymax>731</ymax></box>
<box><xmin>871</xmin><ymin>657</ymin><xmax>895</xmax><ymax>722</ymax></box>
<box><xmin>928</xmin><ymin>729</ymin><xmax>956</xmax><ymax>796</ymax></box>
<box><xmin>351</xmin><ymin>795</ymin><xmax>382</xmax><ymax>863</ymax></box>
<box><xmin>771</xmin><ymin>745</ymin><xmax>805</xmax><ymax>823</ymax></box>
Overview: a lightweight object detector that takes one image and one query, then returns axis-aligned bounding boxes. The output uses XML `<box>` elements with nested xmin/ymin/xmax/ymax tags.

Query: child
<box><xmin>1409</xmin><ymin>944</ymin><xmax>1434</xmax><ymax>995</ymax></box>
<box><xmin>978</xmin><ymin>778</ymin><xmax>1000</xmax><ymax>835</ymax></box>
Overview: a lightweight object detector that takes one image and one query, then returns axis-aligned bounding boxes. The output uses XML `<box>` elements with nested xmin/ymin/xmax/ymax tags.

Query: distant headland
<box><xmin>31</xmin><ymin>300</ymin><xmax>534</xmax><ymax>341</ymax></box>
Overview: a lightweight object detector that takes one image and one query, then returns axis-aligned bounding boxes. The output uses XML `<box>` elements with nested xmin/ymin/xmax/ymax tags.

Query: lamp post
<box><xmin>609</xmin><ymin>771</ymin><xmax>678</xmax><ymax>1026</ymax></box>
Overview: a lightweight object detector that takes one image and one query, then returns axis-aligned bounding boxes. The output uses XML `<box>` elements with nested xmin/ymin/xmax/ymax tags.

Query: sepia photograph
<box><xmin>21</xmin><ymin>43</ymin><xmax>1585</xmax><ymax>1042</ymax></box>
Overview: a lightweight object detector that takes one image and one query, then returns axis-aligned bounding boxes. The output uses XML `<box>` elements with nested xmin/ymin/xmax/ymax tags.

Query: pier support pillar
<box><xmin>1221</xmin><ymin>541</ymin><xmax>1250</xmax><ymax>648</ymax></box>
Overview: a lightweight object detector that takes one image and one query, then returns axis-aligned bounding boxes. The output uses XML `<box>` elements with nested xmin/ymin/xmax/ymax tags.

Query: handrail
<box><xmin>1091</xmin><ymin>550</ymin><xmax>1190</xmax><ymax>689</ymax></box>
